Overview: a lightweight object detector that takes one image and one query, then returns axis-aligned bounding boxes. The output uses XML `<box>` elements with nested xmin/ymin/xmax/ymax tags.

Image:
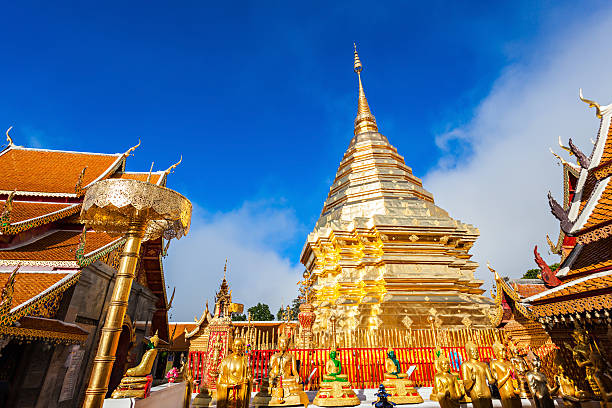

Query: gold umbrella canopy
<box><xmin>80</xmin><ymin>178</ymin><xmax>192</xmax><ymax>241</ymax></box>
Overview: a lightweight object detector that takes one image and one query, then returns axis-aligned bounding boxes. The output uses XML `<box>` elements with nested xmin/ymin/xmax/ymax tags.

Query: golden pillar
<box><xmin>80</xmin><ymin>178</ymin><xmax>192</xmax><ymax>408</ymax></box>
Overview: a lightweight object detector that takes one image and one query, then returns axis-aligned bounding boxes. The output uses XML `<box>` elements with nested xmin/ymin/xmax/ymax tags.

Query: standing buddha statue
<box><xmin>490</xmin><ymin>341</ymin><xmax>521</xmax><ymax>408</ymax></box>
<box><xmin>216</xmin><ymin>337</ymin><xmax>252</xmax><ymax>408</ymax></box>
<box><xmin>434</xmin><ymin>354</ymin><xmax>465</xmax><ymax>408</ymax></box>
<box><xmin>252</xmin><ymin>333</ymin><xmax>309</xmax><ymax>408</ymax></box>
<box><xmin>460</xmin><ymin>341</ymin><xmax>495</xmax><ymax>408</ymax></box>
<box><xmin>313</xmin><ymin>346</ymin><xmax>360</xmax><ymax>407</ymax></box>
<box><xmin>382</xmin><ymin>348</ymin><xmax>423</xmax><ymax>404</ymax></box>
<box><xmin>525</xmin><ymin>356</ymin><xmax>558</xmax><ymax>408</ymax></box>
<box><xmin>508</xmin><ymin>338</ymin><xmax>531</xmax><ymax>398</ymax></box>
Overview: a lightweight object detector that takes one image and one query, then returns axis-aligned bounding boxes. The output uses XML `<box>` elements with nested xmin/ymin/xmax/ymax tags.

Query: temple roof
<box><xmin>166</xmin><ymin>322</ymin><xmax>197</xmax><ymax>351</ymax></box>
<box><xmin>0</xmin><ymin>229</ymin><xmax>120</xmax><ymax>266</ymax></box>
<box><xmin>0</xmin><ymin>146</ymin><xmax>125</xmax><ymax>196</ymax></box>
<box><xmin>546</xmin><ymin>94</ymin><xmax>612</xmax><ymax>280</ymax></box>
<box><xmin>0</xmin><ymin>316</ymin><xmax>88</xmax><ymax>345</ymax></box>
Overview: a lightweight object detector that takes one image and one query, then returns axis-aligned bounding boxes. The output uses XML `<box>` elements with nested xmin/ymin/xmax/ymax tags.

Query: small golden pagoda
<box><xmin>300</xmin><ymin>45</ymin><xmax>492</xmax><ymax>331</ymax></box>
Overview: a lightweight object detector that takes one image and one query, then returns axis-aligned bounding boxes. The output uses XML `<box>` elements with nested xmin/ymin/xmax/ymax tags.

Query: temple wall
<box><xmin>24</xmin><ymin>262</ymin><xmax>159</xmax><ymax>408</ymax></box>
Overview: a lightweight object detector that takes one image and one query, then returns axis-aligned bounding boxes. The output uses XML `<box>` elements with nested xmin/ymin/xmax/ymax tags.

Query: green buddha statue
<box><xmin>313</xmin><ymin>346</ymin><xmax>359</xmax><ymax>407</ymax></box>
<box><xmin>322</xmin><ymin>347</ymin><xmax>348</xmax><ymax>382</ymax></box>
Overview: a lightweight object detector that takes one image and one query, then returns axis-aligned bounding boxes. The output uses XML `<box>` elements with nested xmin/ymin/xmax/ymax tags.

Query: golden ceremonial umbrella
<box><xmin>80</xmin><ymin>178</ymin><xmax>192</xmax><ymax>408</ymax></box>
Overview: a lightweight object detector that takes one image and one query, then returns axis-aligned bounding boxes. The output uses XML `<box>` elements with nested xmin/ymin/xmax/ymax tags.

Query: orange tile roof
<box><xmin>168</xmin><ymin>322</ymin><xmax>197</xmax><ymax>351</ymax></box>
<box><xmin>1</xmin><ymin>201</ymin><xmax>74</xmax><ymax>223</ymax></box>
<box><xmin>0</xmin><ymin>230</ymin><xmax>119</xmax><ymax>263</ymax></box>
<box><xmin>511</xmin><ymin>282</ymin><xmax>547</xmax><ymax>298</ymax></box>
<box><xmin>530</xmin><ymin>272</ymin><xmax>612</xmax><ymax>303</ymax></box>
<box><xmin>567</xmin><ymin>235</ymin><xmax>612</xmax><ymax>276</ymax></box>
<box><xmin>599</xmin><ymin>120</ymin><xmax>612</xmax><ymax>164</ymax></box>
<box><xmin>0</xmin><ymin>271</ymin><xmax>69</xmax><ymax>307</ymax></box>
<box><xmin>584</xmin><ymin>179</ymin><xmax>612</xmax><ymax>229</ymax></box>
<box><xmin>0</xmin><ymin>147</ymin><xmax>122</xmax><ymax>195</ymax></box>
<box><xmin>531</xmin><ymin>293</ymin><xmax>612</xmax><ymax>318</ymax></box>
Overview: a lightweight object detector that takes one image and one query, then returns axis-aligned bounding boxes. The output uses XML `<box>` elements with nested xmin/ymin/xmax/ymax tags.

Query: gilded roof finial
<box><xmin>353</xmin><ymin>43</ymin><xmax>378</xmax><ymax>136</ymax></box>
<box><xmin>124</xmin><ymin>139</ymin><xmax>141</xmax><ymax>157</ymax></box>
<box><xmin>163</xmin><ymin>155</ymin><xmax>182</xmax><ymax>176</ymax></box>
<box><xmin>579</xmin><ymin>88</ymin><xmax>602</xmax><ymax>119</ymax></box>
<box><xmin>5</xmin><ymin>126</ymin><xmax>13</xmax><ymax>147</ymax></box>
<box><xmin>224</xmin><ymin>258</ymin><xmax>227</xmax><ymax>280</ymax></box>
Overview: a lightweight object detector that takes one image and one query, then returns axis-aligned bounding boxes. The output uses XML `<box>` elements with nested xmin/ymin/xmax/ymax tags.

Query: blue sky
<box><xmin>2</xmin><ymin>2</ymin><xmax>611</xmax><ymax>319</ymax></box>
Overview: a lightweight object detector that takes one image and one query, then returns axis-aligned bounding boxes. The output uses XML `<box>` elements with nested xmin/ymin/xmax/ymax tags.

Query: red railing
<box><xmin>245</xmin><ymin>346</ymin><xmax>494</xmax><ymax>391</ymax></box>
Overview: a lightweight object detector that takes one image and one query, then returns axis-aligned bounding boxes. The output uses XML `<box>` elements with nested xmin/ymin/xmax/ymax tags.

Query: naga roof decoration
<box><xmin>75</xmin><ymin>227</ymin><xmax>126</xmax><ymax>268</ymax></box>
<box><xmin>533</xmin><ymin>246</ymin><xmax>562</xmax><ymax>287</ymax></box>
<box><xmin>547</xmin><ymin>155</ymin><xmax>579</xmax><ymax>257</ymax></box>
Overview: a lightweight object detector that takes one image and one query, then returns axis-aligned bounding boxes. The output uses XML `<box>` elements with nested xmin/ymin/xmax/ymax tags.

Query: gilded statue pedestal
<box><xmin>313</xmin><ymin>381</ymin><xmax>360</xmax><ymax>407</ymax></box>
<box><xmin>252</xmin><ymin>333</ymin><xmax>309</xmax><ymax>408</ymax></box>
<box><xmin>111</xmin><ymin>332</ymin><xmax>164</xmax><ymax>399</ymax></box>
<box><xmin>313</xmin><ymin>347</ymin><xmax>360</xmax><ymax>407</ymax></box>
<box><xmin>252</xmin><ymin>378</ymin><xmax>310</xmax><ymax>408</ymax></box>
<box><xmin>382</xmin><ymin>378</ymin><xmax>422</xmax><ymax>404</ymax></box>
<box><xmin>382</xmin><ymin>349</ymin><xmax>422</xmax><ymax>404</ymax></box>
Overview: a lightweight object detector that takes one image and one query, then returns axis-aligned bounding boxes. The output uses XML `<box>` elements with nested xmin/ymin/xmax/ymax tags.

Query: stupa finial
<box><xmin>353</xmin><ymin>43</ymin><xmax>378</xmax><ymax>136</ymax></box>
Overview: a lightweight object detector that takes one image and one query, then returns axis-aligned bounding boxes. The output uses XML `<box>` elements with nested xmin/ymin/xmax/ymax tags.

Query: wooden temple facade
<box><xmin>0</xmin><ymin>136</ymin><xmax>173</xmax><ymax>407</ymax></box>
<box><xmin>489</xmin><ymin>92</ymin><xmax>612</xmax><ymax>392</ymax></box>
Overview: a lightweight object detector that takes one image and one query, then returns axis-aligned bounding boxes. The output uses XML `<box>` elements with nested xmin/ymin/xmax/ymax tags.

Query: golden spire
<box><xmin>353</xmin><ymin>43</ymin><xmax>378</xmax><ymax>135</ymax></box>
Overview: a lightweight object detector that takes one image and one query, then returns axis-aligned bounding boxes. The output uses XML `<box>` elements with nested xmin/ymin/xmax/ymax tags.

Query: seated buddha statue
<box><xmin>382</xmin><ymin>348</ymin><xmax>423</xmax><ymax>404</ymax></box>
<box><xmin>252</xmin><ymin>333</ymin><xmax>309</xmax><ymax>408</ymax></box>
<box><xmin>112</xmin><ymin>332</ymin><xmax>162</xmax><ymax>399</ymax></box>
<box><xmin>216</xmin><ymin>337</ymin><xmax>252</xmax><ymax>408</ymax></box>
<box><xmin>555</xmin><ymin>364</ymin><xmax>588</xmax><ymax>408</ymax></box>
<box><xmin>313</xmin><ymin>346</ymin><xmax>360</xmax><ymax>407</ymax></box>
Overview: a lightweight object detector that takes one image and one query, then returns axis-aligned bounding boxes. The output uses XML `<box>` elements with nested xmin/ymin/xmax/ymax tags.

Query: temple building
<box><xmin>300</xmin><ymin>47</ymin><xmax>492</xmax><ymax>332</ymax></box>
<box><xmin>489</xmin><ymin>91</ymin><xmax>612</xmax><ymax>390</ymax></box>
<box><xmin>0</xmin><ymin>134</ymin><xmax>173</xmax><ymax>407</ymax></box>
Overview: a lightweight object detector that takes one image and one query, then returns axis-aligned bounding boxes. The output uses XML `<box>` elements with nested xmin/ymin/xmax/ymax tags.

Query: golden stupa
<box><xmin>300</xmin><ymin>45</ymin><xmax>492</xmax><ymax>331</ymax></box>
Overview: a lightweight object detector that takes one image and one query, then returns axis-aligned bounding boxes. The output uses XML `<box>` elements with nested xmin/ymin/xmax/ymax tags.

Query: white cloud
<box><xmin>163</xmin><ymin>201</ymin><xmax>304</xmax><ymax>321</ymax></box>
<box><xmin>424</xmin><ymin>8</ymin><xmax>612</xmax><ymax>289</ymax></box>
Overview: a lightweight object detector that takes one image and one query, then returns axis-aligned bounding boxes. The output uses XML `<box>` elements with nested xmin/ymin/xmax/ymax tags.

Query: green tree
<box><xmin>522</xmin><ymin>263</ymin><xmax>560</xmax><ymax>279</ymax></box>
<box><xmin>276</xmin><ymin>306</ymin><xmax>284</xmax><ymax>321</ymax></box>
<box><xmin>248</xmin><ymin>303</ymin><xmax>274</xmax><ymax>321</ymax></box>
<box><xmin>231</xmin><ymin>313</ymin><xmax>247</xmax><ymax>321</ymax></box>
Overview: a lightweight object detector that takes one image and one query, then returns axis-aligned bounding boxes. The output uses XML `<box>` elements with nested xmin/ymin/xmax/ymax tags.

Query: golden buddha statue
<box><xmin>525</xmin><ymin>356</ymin><xmax>558</xmax><ymax>408</ymax></box>
<box><xmin>382</xmin><ymin>348</ymin><xmax>423</xmax><ymax>404</ymax></box>
<box><xmin>252</xmin><ymin>333</ymin><xmax>309</xmax><ymax>408</ymax></box>
<box><xmin>216</xmin><ymin>337</ymin><xmax>252</xmax><ymax>408</ymax></box>
<box><xmin>433</xmin><ymin>354</ymin><xmax>465</xmax><ymax>408</ymax></box>
<box><xmin>589</xmin><ymin>349</ymin><xmax>612</xmax><ymax>408</ymax></box>
<box><xmin>508</xmin><ymin>338</ymin><xmax>531</xmax><ymax>398</ymax></box>
<box><xmin>313</xmin><ymin>346</ymin><xmax>360</xmax><ymax>407</ymax></box>
<box><xmin>555</xmin><ymin>363</ymin><xmax>588</xmax><ymax>408</ymax></box>
<box><xmin>566</xmin><ymin>328</ymin><xmax>599</xmax><ymax>397</ymax></box>
<box><xmin>460</xmin><ymin>341</ymin><xmax>495</xmax><ymax>408</ymax></box>
<box><xmin>490</xmin><ymin>342</ymin><xmax>521</xmax><ymax>408</ymax></box>
<box><xmin>112</xmin><ymin>332</ymin><xmax>162</xmax><ymax>399</ymax></box>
